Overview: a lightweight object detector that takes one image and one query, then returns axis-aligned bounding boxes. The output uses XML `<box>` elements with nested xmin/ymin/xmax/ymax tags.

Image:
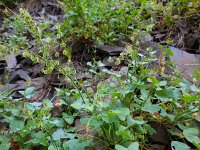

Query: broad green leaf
<box><xmin>78</xmin><ymin>141</ymin><xmax>92</xmax><ymax>150</ymax></box>
<box><xmin>48</xmin><ymin>145</ymin><xmax>55</xmax><ymax>150</ymax></box>
<box><xmin>65</xmin><ymin>133</ymin><xmax>76</xmax><ymax>139</ymax></box>
<box><xmin>52</xmin><ymin>128</ymin><xmax>66</xmax><ymax>140</ymax></box>
<box><xmin>71</xmin><ymin>101</ymin><xmax>84</xmax><ymax>110</ymax></box>
<box><xmin>0</xmin><ymin>143</ymin><xmax>11</xmax><ymax>150</ymax></box>
<box><xmin>25</xmin><ymin>119</ymin><xmax>36</xmax><ymax>130</ymax></box>
<box><xmin>156</xmin><ymin>89</ymin><xmax>180</xmax><ymax>101</ymax></box>
<box><xmin>116</xmin><ymin>126</ymin><xmax>132</xmax><ymax>140</ymax></box>
<box><xmin>160</xmin><ymin>109</ymin><xmax>175</xmax><ymax>121</ymax></box>
<box><xmin>183</xmin><ymin>128</ymin><xmax>200</xmax><ymax>144</ymax></box>
<box><xmin>127</xmin><ymin>115</ymin><xmax>146</xmax><ymax>126</ymax></box>
<box><xmin>182</xmin><ymin>93</ymin><xmax>199</xmax><ymax>102</ymax></box>
<box><xmin>27</xmin><ymin>131</ymin><xmax>47</xmax><ymax>146</ymax></box>
<box><xmin>0</xmin><ymin>135</ymin><xmax>10</xmax><ymax>150</ymax></box>
<box><xmin>25</xmin><ymin>102</ymin><xmax>42</xmax><ymax>112</ymax></box>
<box><xmin>115</xmin><ymin>142</ymin><xmax>139</xmax><ymax>150</ymax></box>
<box><xmin>80</xmin><ymin>117</ymin><xmax>102</xmax><ymax>128</ymax></box>
<box><xmin>171</xmin><ymin>141</ymin><xmax>190</xmax><ymax>150</ymax></box>
<box><xmin>19</xmin><ymin>87</ymin><xmax>36</xmax><ymax>99</ymax></box>
<box><xmin>123</xmin><ymin>84</ymin><xmax>136</xmax><ymax>94</ymax></box>
<box><xmin>9</xmin><ymin>120</ymin><xmax>24</xmax><ymax>132</ymax></box>
<box><xmin>117</xmin><ymin>108</ymin><xmax>130</xmax><ymax>121</ymax></box>
<box><xmin>166</xmin><ymin>48</ymin><xmax>174</xmax><ymax>56</ymax></box>
<box><xmin>140</xmin><ymin>87</ymin><xmax>150</xmax><ymax>100</ymax></box>
<box><xmin>49</xmin><ymin>118</ymin><xmax>65</xmax><ymax>127</ymax></box>
<box><xmin>108</xmin><ymin>110</ymin><xmax>121</xmax><ymax>117</ymax></box>
<box><xmin>84</xmin><ymin>103</ymin><xmax>94</xmax><ymax>111</ymax></box>
<box><xmin>64</xmin><ymin>139</ymin><xmax>91</xmax><ymax>150</ymax></box>
<box><xmin>196</xmin><ymin>116</ymin><xmax>200</xmax><ymax>123</ymax></box>
<box><xmin>143</xmin><ymin>124</ymin><xmax>156</xmax><ymax>135</ymax></box>
<box><xmin>115</xmin><ymin>145</ymin><xmax>127</xmax><ymax>150</ymax></box>
<box><xmin>142</xmin><ymin>104</ymin><xmax>161</xmax><ymax>113</ymax></box>
<box><xmin>188</xmin><ymin>104</ymin><xmax>199</xmax><ymax>112</ymax></box>
<box><xmin>102</xmin><ymin>111</ymin><xmax>118</xmax><ymax>123</ymax></box>
<box><xmin>0</xmin><ymin>135</ymin><xmax>10</xmax><ymax>143</ymax></box>
<box><xmin>128</xmin><ymin>142</ymin><xmax>139</xmax><ymax>150</ymax></box>
<box><xmin>63</xmin><ymin>113</ymin><xmax>74</xmax><ymax>124</ymax></box>
<box><xmin>43</xmin><ymin>99</ymin><xmax>54</xmax><ymax>109</ymax></box>
<box><xmin>10</xmin><ymin>107</ymin><xmax>21</xmax><ymax>117</ymax></box>
<box><xmin>107</xmin><ymin>108</ymin><xmax>130</xmax><ymax>121</ymax></box>
<box><xmin>178</xmin><ymin>123</ymin><xmax>188</xmax><ymax>130</ymax></box>
<box><xmin>148</xmin><ymin>76</ymin><xmax>159</xmax><ymax>85</ymax></box>
<box><xmin>159</xmin><ymin>81</ymin><xmax>167</xmax><ymax>86</ymax></box>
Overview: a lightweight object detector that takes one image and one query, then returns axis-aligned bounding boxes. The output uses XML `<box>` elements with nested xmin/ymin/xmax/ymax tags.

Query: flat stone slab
<box><xmin>6</xmin><ymin>54</ymin><xmax>17</xmax><ymax>70</ymax></box>
<box><xmin>91</xmin><ymin>45</ymin><xmax>125</xmax><ymax>56</ymax></box>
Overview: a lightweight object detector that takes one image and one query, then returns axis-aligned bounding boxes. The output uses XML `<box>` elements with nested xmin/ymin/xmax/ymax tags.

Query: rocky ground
<box><xmin>0</xmin><ymin>0</ymin><xmax>167</xmax><ymax>101</ymax></box>
<box><xmin>0</xmin><ymin>1</ymin><xmax>200</xmax><ymax>149</ymax></box>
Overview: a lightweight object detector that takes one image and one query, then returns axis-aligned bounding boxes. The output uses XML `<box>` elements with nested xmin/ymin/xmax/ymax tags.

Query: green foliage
<box><xmin>0</xmin><ymin>1</ymin><xmax>200</xmax><ymax>149</ymax></box>
<box><xmin>0</xmin><ymin>0</ymin><xmax>19</xmax><ymax>7</ymax></box>
<box><xmin>0</xmin><ymin>8</ymin><xmax>73</xmax><ymax>76</ymax></box>
<box><xmin>171</xmin><ymin>141</ymin><xmax>190</xmax><ymax>150</ymax></box>
<box><xmin>0</xmin><ymin>89</ymin><xmax>90</xmax><ymax>149</ymax></box>
<box><xmin>61</xmin><ymin>0</ymin><xmax>151</xmax><ymax>44</ymax></box>
<box><xmin>115</xmin><ymin>142</ymin><xmax>139</xmax><ymax>150</ymax></box>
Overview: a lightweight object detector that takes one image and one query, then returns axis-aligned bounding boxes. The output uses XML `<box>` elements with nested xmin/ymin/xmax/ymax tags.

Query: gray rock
<box><xmin>91</xmin><ymin>45</ymin><xmax>125</xmax><ymax>56</ymax></box>
<box><xmin>9</xmin><ymin>69</ymin><xmax>30</xmax><ymax>83</ymax></box>
<box><xmin>6</xmin><ymin>54</ymin><xmax>17</xmax><ymax>71</ymax></box>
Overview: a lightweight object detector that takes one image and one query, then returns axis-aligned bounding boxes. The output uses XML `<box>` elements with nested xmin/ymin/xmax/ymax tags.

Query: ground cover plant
<box><xmin>0</xmin><ymin>0</ymin><xmax>200</xmax><ymax>150</ymax></box>
<box><xmin>0</xmin><ymin>0</ymin><xmax>20</xmax><ymax>8</ymax></box>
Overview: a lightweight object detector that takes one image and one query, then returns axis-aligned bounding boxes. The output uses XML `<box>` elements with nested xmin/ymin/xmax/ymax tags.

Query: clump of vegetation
<box><xmin>0</xmin><ymin>0</ymin><xmax>20</xmax><ymax>7</ymax></box>
<box><xmin>0</xmin><ymin>0</ymin><xmax>200</xmax><ymax>150</ymax></box>
<box><xmin>1</xmin><ymin>43</ymin><xmax>200</xmax><ymax>149</ymax></box>
<box><xmin>61</xmin><ymin>0</ymin><xmax>140</xmax><ymax>44</ymax></box>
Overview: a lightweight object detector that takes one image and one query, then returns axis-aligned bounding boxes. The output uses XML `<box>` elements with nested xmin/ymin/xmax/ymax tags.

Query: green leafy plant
<box><xmin>0</xmin><ymin>1</ymin><xmax>200</xmax><ymax>149</ymax></box>
<box><xmin>59</xmin><ymin>43</ymin><xmax>199</xmax><ymax>149</ymax></box>
<box><xmin>61</xmin><ymin>0</ymin><xmax>147</xmax><ymax>44</ymax></box>
<box><xmin>0</xmin><ymin>0</ymin><xmax>20</xmax><ymax>7</ymax></box>
<box><xmin>0</xmin><ymin>87</ymin><xmax>91</xmax><ymax>149</ymax></box>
